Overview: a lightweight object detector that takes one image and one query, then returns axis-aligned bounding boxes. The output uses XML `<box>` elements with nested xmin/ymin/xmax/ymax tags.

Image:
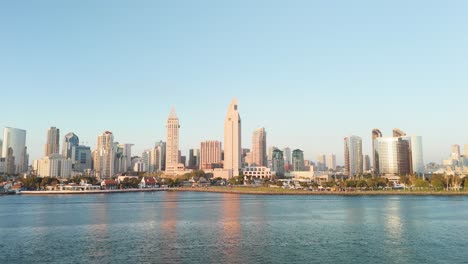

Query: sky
<box><xmin>1</xmin><ymin>0</ymin><xmax>467</xmax><ymax>164</ymax></box>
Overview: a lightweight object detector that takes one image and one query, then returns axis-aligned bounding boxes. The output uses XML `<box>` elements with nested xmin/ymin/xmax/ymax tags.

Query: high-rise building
<box><xmin>344</xmin><ymin>136</ymin><xmax>363</xmax><ymax>178</ymax></box>
<box><xmin>271</xmin><ymin>149</ymin><xmax>285</xmax><ymax>177</ymax></box>
<box><xmin>267</xmin><ymin>146</ymin><xmax>278</xmax><ymax>169</ymax></box>
<box><xmin>252</xmin><ymin>128</ymin><xmax>267</xmax><ymax>167</ymax></box>
<box><xmin>292</xmin><ymin>149</ymin><xmax>305</xmax><ymax>171</ymax></box>
<box><xmin>45</xmin><ymin>127</ymin><xmax>60</xmax><ymax>157</ymax></box>
<box><xmin>363</xmin><ymin>154</ymin><xmax>371</xmax><ymax>172</ymax></box>
<box><xmin>224</xmin><ymin>98</ymin><xmax>241</xmax><ymax>177</ymax></box>
<box><xmin>2</xmin><ymin>127</ymin><xmax>27</xmax><ymax>174</ymax></box>
<box><xmin>115</xmin><ymin>143</ymin><xmax>133</xmax><ymax>173</ymax></box>
<box><xmin>165</xmin><ymin>108</ymin><xmax>181</xmax><ymax>175</ymax></box>
<box><xmin>464</xmin><ymin>144</ymin><xmax>468</xmax><ymax>158</ymax></box>
<box><xmin>372</xmin><ymin>129</ymin><xmax>382</xmax><ymax>174</ymax></box>
<box><xmin>62</xmin><ymin>132</ymin><xmax>79</xmax><ymax>159</ymax></box>
<box><xmin>327</xmin><ymin>154</ymin><xmax>336</xmax><ymax>170</ymax></box>
<box><xmin>200</xmin><ymin>141</ymin><xmax>222</xmax><ymax>169</ymax></box>
<box><xmin>374</xmin><ymin>130</ymin><xmax>424</xmax><ymax>176</ymax></box>
<box><xmin>316</xmin><ymin>154</ymin><xmax>326</xmax><ymax>171</ymax></box>
<box><xmin>283</xmin><ymin>147</ymin><xmax>292</xmax><ymax>165</ymax></box>
<box><xmin>188</xmin><ymin>149</ymin><xmax>200</xmax><ymax>169</ymax></box>
<box><xmin>148</xmin><ymin>141</ymin><xmax>166</xmax><ymax>173</ymax></box>
<box><xmin>36</xmin><ymin>154</ymin><xmax>72</xmax><ymax>178</ymax></box>
<box><xmin>93</xmin><ymin>131</ymin><xmax>115</xmax><ymax>179</ymax></box>
<box><xmin>71</xmin><ymin>145</ymin><xmax>92</xmax><ymax>172</ymax></box>
<box><xmin>452</xmin><ymin>144</ymin><xmax>461</xmax><ymax>159</ymax></box>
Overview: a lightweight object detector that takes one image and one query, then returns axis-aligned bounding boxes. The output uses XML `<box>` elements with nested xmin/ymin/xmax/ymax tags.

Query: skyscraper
<box><xmin>71</xmin><ymin>145</ymin><xmax>92</xmax><ymax>172</ymax></box>
<box><xmin>363</xmin><ymin>154</ymin><xmax>371</xmax><ymax>172</ymax></box>
<box><xmin>327</xmin><ymin>154</ymin><xmax>337</xmax><ymax>170</ymax></box>
<box><xmin>292</xmin><ymin>149</ymin><xmax>305</xmax><ymax>171</ymax></box>
<box><xmin>271</xmin><ymin>149</ymin><xmax>285</xmax><ymax>177</ymax></box>
<box><xmin>283</xmin><ymin>147</ymin><xmax>292</xmax><ymax>165</ymax></box>
<box><xmin>1</xmin><ymin>127</ymin><xmax>27</xmax><ymax>174</ymax></box>
<box><xmin>452</xmin><ymin>144</ymin><xmax>461</xmax><ymax>158</ymax></box>
<box><xmin>165</xmin><ymin>107</ymin><xmax>180</xmax><ymax>175</ymax></box>
<box><xmin>200</xmin><ymin>141</ymin><xmax>222</xmax><ymax>169</ymax></box>
<box><xmin>316</xmin><ymin>154</ymin><xmax>326</xmax><ymax>171</ymax></box>
<box><xmin>372</xmin><ymin>128</ymin><xmax>382</xmax><ymax>174</ymax></box>
<box><xmin>45</xmin><ymin>127</ymin><xmax>60</xmax><ymax>156</ymax></box>
<box><xmin>344</xmin><ymin>136</ymin><xmax>363</xmax><ymax>178</ymax></box>
<box><xmin>93</xmin><ymin>131</ymin><xmax>115</xmax><ymax>179</ymax></box>
<box><xmin>118</xmin><ymin>143</ymin><xmax>133</xmax><ymax>173</ymax></box>
<box><xmin>224</xmin><ymin>98</ymin><xmax>241</xmax><ymax>177</ymax></box>
<box><xmin>252</xmin><ymin>127</ymin><xmax>267</xmax><ymax>167</ymax></box>
<box><xmin>62</xmin><ymin>132</ymin><xmax>79</xmax><ymax>159</ymax></box>
<box><xmin>188</xmin><ymin>149</ymin><xmax>200</xmax><ymax>169</ymax></box>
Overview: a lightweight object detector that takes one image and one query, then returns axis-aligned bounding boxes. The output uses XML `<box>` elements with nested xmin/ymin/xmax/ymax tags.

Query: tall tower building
<box><xmin>372</xmin><ymin>128</ymin><xmax>382</xmax><ymax>174</ymax></box>
<box><xmin>224</xmin><ymin>98</ymin><xmax>241</xmax><ymax>177</ymax></box>
<box><xmin>252</xmin><ymin>127</ymin><xmax>267</xmax><ymax>167</ymax></box>
<box><xmin>188</xmin><ymin>149</ymin><xmax>200</xmax><ymax>169</ymax></box>
<box><xmin>363</xmin><ymin>154</ymin><xmax>371</xmax><ymax>172</ymax></box>
<box><xmin>271</xmin><ymin>149</ymin><xmax>285</xmax><ymax>177</ymax></box>
<box><xmin>62</xmin><ymin>132</ymin><xmax>79</xmax><ymax>159</ymax></box>
<box><xmin>200</xmin><ymin>141</ymin><xmax>222</xmax><ymax>169</ymax></box>
<box><xmin>283</xmin><ymin>147</ymin><xmax>292</xmax><ymax>165</ymax></box>
<box><xmin>316</xmin><ymin>154</ymin><xmax>327</xmax><ymax>171</ymax></box>
<box><xmin>93</xmin><ymin>131</ymin><xmax>115</xmax><ymax>179</ymax></box>
<box><xmin>452</xmin><ymin>144</ymin><xmax>461</xmax><ymax>158</ymax></box>
<box><xmin>2</xmin><ymin>127</ymin><xmax>27</xmax><ymax>174</ymax></box>
<box><xmin>292</xmin><ymin>149</ymin><xmax>305</xmax><ymax>171</ymax></box>
<box><xmin>393</xmin><ymin>128</ymin><xmax>406</xmax><ymax>138</ymax></box>
<box><xmin>344</xmin><ymin>136</ymin><xmax>363</xmax><ymax>178</ymax></box>
<box><xmin>45</xmin><ymin>127</ymin><xmax>60</xmax><ymax>156</ymax></box>
<box><xmin>327</xmin><ymin>154</ymin><xmax>337</xmax><ymax>170</ymax></box>
<box><xmin>165</xmin><ymin>107</ymin><xmax>180</xmax><ymax>175</ymax></box>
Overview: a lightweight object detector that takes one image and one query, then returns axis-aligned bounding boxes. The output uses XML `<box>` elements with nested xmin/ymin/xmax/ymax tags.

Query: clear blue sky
<box><xmin>1</xmin><ymin>0</ymin><xmax>467</xmax><ymax>164</ymax></box>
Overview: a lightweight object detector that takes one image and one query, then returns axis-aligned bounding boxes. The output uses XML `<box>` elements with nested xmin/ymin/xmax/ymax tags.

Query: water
<box><xmin>0</xmin><ymin>192</ymin><xmax>467</xmax><ymax>264</ymax></box>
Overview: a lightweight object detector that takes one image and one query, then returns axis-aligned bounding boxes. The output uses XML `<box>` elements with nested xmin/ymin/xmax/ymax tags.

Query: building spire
<box><xmin>169</xmin><ymin>106</ymin><xmax>178</xmax><ymax>119</ymax></box>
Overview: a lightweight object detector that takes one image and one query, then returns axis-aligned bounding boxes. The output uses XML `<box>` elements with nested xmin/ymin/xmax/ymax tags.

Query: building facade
<box><xmin>2</xmin><ymin>127</ymin><xmax>27</xmax><ymax>174</ymax></box>
<box><xmin>165</xmin><ymin>108</ymin><xmax>181</xmax><ymax>175</ymax></box>
<box><xmin>292</xmin><ymin>149</ymin><xmax>305</xmax><ymax>171</ymax></box>
<box><xmin>271</xmin><ymin>149</ymin><xmax>285</xmax><ymax>177</ymax></box>
<box><xmin>36</xmin><ymin>154</ymin><xmax>72</xmax><ymax>178</ymax></box>
<box><xmin>200</xmin><ymin>141</ymin><xmax>222</xmax><ymax>169</ymax></box>
<box><xmin>327</xmin><ymin>154</ymin><xmax>336</xmax><ymax>170</ymax></box>
<box><xmin>251</xmin><ymin>127</ymin><xmax>267</xmax><ymax>167</ymax></box>
<box><xmin>62</xmin><ymin>132</ymin><xmax>79</xmax><ymax>159</ymax></box>
<box><xmin>45</xmin><ymin>127</ymin><xmax>60</xmax><ymax>157</ymax></box>
<box><xmin>93</xmin><ymin>131</ymin><xmax>115</xmax><ymax>179</ymax></box>
<box><xmin>224</xmin><ymin>98</ymin><xmax>241</xmax><ymax>177</ymax></box>
<box><xmin>71</xmin><ymin>145</ymin><xmax>92</xmax><ymax>172</ymax></box>
<box><xmin>344</xmin><ymin>136</ymin><xmax>363</xmax><ymax>178</ymax></box>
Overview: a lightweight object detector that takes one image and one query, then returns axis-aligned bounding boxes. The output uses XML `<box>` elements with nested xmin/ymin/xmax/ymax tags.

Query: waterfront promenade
<box><xmin>20</xmin><ymin>188</ymin><xmax>167</xmax><ymax>195</ymax></box>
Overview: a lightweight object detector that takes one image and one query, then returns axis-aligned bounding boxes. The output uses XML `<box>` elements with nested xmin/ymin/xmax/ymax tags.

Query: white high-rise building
<box><xmin>252</xmin><ymin>128</ymin><xmax>267</xmax><ymax>167</ymax></box>
<box><xmin>344</xmin><ymin>136</ymin><xmax>363</xmax><ymax>178</ymax></box>
<box><xmin>327</xmin><ymin>154</ymin><xmax>336</xmax><ymax>170</ymax></box>
<box><xmin>2</xmin><ymin>127</ymin><xmax>27</xmax><ymax>174</ymax></box>
<box><xmin>36</xmin><ymin>154</ymin><xmax>72</xmax><ymax>178</ymax></box>
<box><xmin>316</xmin><ymin>154</ymin><xmax>326</xmax><ymax>171</ymax></box>
<box><xmin>165</xmin><ymin>108</ymin><xmax>181</xmax><ymax>175</ymax></box>
<box><xmin>93</xmin><ymin>131</ymin><xmax>115</xmax><ymax>179</ymax></box>
<box><xmin>224</xmin><ymin>98</ymin><xmax>241</xmax><ymax>177</ymax></box>
<box><xmin>119</xmin><ymin>144</ymin><xmax>133</xmax><ymax>172</ymax></box>
<box><xmin>283</xmin><ymin>147</ymin><xmax>292</xmax><ymax>165</ymax></box>
<box><xmin>45</xmin><ymin>127</ymin><xmax>60</xmax><ymax>157</ymax></box>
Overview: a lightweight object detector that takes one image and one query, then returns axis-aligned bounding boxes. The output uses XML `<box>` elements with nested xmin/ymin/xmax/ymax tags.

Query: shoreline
<box><xmin>20</xmin><ymin>188</ymin><xmax>167</xmax><ymax>195</ymax></box>
<box><xmin>13</xmin><ymin>187</ymin><xmax>468</xmax><ymax>196</ymax></box>
<box><xmin>170</xmin><ymin>187</ymin><xmax>468</xmax><ymax>196</ymax></box>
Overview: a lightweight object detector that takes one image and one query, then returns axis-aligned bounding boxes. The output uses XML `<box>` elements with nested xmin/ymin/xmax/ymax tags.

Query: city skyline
<box><xmin>1</xmin><ymin>2</ymin><xmax>467</xmax><ymax>164</ymax></box>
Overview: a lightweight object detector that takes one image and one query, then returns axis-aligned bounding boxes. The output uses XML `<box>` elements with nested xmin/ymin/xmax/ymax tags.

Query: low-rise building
<box><xmin>101</xmin><ymin>180</ymin><xmax>118</xmax><ymax>190</ymax></box>
<box><xmin>139</xmin><ymin>177</ymin><xmax>158</xmax><ymax>188</ymax></box>
<box><xmin>243</xmin><ymin>166</ymin><xmax>274</xmax><ymax>181</ymax></box>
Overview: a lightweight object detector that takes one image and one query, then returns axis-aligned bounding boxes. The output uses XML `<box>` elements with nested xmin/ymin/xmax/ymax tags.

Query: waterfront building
<box><xmin>271</xmin><ymin>149</ymin><xmax>285</xmax><ymax>177</ymax></box>
<box><xmin>44</xmin><ymin>127</ymin><xmax>60</xmax><ymax>157</ymax></box>
<box><xmin>2</xmin><ymin>127</ymin><xmax>27</xmax><ymax>174</ymax></box>
<box><xmin>93</xmin><ymin>131</ymin><xmax>115</xmax><ymax>179</ymax></box>
<box><xmin>374</xmin><ymin>129</ymin><xmax>424</xmax><ymax>176</ymax></box>
<box><xmin>165</xmin><ymin>108</ymin><xmax>182</xmax><ymax>175</ymax></box>
<box><xmin>292</xmin><ymin>149</ymin><xmax>305</xmax><ymax>171</ymax></box>
<box><xmin>252</xmin><ymin>128</ymin><xmax>267</xmax><ymax>167</ymax></box>
<box><xmin>200</xmin><ymin>141</ymin><xmax>222</xmax><ymax>169</ymax></box>
<box><xmin>327</xmin><ymin>154</ymin><xmax>336</xmax><ymax>170</ymax></box>
<box><xmin>117</xmin><ymin>144</ymin><xmax>133</xmax><ymax>173</ymax></box>
<box><xmin>243</xmin><ymin>166</ymin><xmax>274</xmax><ymax>181</ymax></box>
<box><xmin>62</xmin><ymin>132</ymin><xmax>79</xmax><ymax>159</ymax></box>
<box><xmin>224</xmin><ymin>98</ymin><xmax>241</xmax><ymax>177</ymax></box>
<box><xmin>36</xmin><ymin>154</ymin><xmax>72</xmax><ymax>178</ymax></box>
<box><xmin>344</xmin><ymin>136</ymin><xmax>363</xmax><ymax>178</ymax></box>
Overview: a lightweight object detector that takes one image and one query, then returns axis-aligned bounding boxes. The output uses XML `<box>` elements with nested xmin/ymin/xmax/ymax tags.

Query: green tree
<box><xmin>431</xmin><ymin>175</ymin><xmax>445</xmax><ymax>191</ymax></box>
<box><xmin>414</xmin><ymin>178</ymin><xmax>429</xmax><ymax>189</ymax></box>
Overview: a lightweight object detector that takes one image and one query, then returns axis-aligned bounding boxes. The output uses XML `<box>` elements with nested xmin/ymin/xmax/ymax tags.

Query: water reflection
<box><xmin>160</xmin><ymin>192</ymin><xmax>178</xmax><ymax>262</ymax></box>
<box><xmin>87</xmin><ymin>195</ymin><xmax>110</xmax><ymax>261</ymax></box>
<box><xmin>221</xmin><ymin>194</ymin><xmax>241</xmax><ymax>263</ymax></box>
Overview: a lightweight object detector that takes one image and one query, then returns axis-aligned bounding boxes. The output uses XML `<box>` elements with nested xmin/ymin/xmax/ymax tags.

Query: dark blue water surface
<box><xmin>0</xmin><ymin>192</ymin><xmax>467</xmax><ymax>264</ymax></box>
